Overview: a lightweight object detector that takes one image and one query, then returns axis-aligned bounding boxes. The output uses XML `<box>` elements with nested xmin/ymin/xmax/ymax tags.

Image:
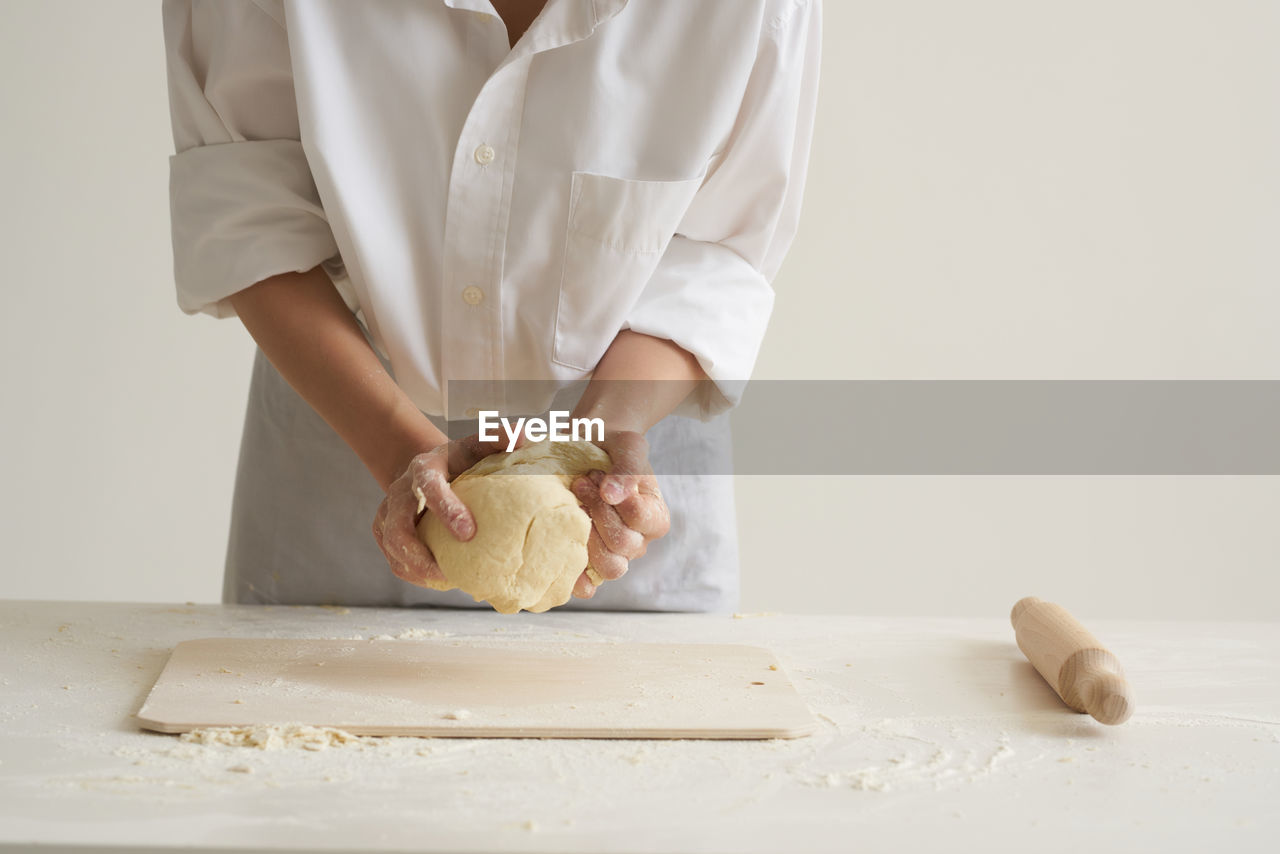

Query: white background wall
<box><xmin>1</xmin><ymin>1</ymin><xmax>1276</xmax><ymax>618</ymax></box>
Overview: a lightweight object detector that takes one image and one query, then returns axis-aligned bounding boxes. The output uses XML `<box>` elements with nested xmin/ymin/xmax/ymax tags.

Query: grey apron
<box><xmin>223</xmin><ymin>348</ymin><xmax>740</xmax><ymax>612</ymax></box>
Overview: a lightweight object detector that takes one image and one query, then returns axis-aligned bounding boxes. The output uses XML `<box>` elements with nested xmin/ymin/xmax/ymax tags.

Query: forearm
<box><xmin>571</xmin><ymin>330</ymin><xmax>707</xmax><ymax>434</ymax></box>
<box><xmin>227</xmin><ymin>266</ymin><xmax>446</xmax><ymax>491</ymax></box>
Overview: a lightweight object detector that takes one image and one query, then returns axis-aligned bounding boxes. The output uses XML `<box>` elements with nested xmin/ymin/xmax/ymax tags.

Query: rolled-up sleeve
<box><xmin>163</xmin><ymin>0</ymin><xmax>338</xmax><ymax>318</ymax></box>
<box><xmin>623</xmin><ymin>0</ymin><xmax>821</xmax><ymax>415</ymax></box>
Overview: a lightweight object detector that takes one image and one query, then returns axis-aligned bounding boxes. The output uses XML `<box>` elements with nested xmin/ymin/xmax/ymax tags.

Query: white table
<box><xmin>1</xmin><ymin>601</ymin><xmax>1276</xmax><ymax>853</ymax></box>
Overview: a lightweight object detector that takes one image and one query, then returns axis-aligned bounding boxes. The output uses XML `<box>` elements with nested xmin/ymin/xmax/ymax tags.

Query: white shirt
<box><xmin>163</xmin><ymin>0</ymin><xmax>821</xmax><ymax>418</ymax></box>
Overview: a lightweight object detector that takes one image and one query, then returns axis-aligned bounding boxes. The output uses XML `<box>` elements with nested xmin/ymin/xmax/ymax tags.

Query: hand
<box><xmin>569</xmin><ymin>431</ymin><xmax>670</xmax><ymax>599</ymax></box>
<box><xmin>372</xmin><ymin>434</ymin><xmax>508</xmax><ymax>587</ymax></box>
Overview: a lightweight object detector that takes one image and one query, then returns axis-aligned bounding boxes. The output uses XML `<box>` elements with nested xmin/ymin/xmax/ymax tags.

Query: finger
<box><xmin>411</xmin><ymin>459</ymin><xmax>475</xmax><ymax>541</ymax></box>
<box><xmin>380</xmin><ymin>488</ymin><xmax>445</xmax><ymax>583</ymax></box>
<box><xmin>388</xmin><ymin>545</ymin><xmax>445</xmax><ymax>587</ymax></box>
<box><xmin>391</xmin><ymin>554</ymin><xmax>446</xmax><ymax>588</ymax></box>
<box><xmin>573</xmin><ymin>477</ymin><xmax>645</xmax><ymax>558</ymax></box>
<box><xmin>391</xmin><ymin>523</ymin><xmax>446</xmax><ymax>587</ymax></box>
<box><xmin>383</xmin><ymin>527</ymin><xmax>441</xmax><ymax>586</ymax></box>
<box><xmin>610</xmin><ymin>481</ymin><xmax>671</xmax><ymax>540</ymax></box>
<box><xmin>572</xmin><ymin>570</ymin><xmax>597</xmax><ymax>599</ymax></box>
<box><xmin>599</xmin><ymin>432</ymin><xmax>650</xmax><ymax>505</ymax></box>
<box><xmin>585</xmin><ymin>526</ymin><xmax>630</xmax><ymax>581</ymax></box>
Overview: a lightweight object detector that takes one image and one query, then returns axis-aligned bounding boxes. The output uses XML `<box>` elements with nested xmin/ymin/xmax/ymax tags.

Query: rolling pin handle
<box><xmin>1077</xmin><ymin>668</ymin><xmax>1134</xmax><ymax>726</ymax></box>
<box><xmin>1010</xmin><ymin>596</ymin><xmax>1044</xmax><ymax>628</ymax></box>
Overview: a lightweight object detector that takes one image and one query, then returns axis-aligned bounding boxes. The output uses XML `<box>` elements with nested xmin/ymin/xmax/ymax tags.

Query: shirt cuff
<box><xmin>169</xmin><ymin>139</ymin><xmax>339</xmax><ymax>318</ymax></box>
<box><xmin>623</xmin><ymin>236</ymin><xmax>774</xmax><ymax>419</ymax></box>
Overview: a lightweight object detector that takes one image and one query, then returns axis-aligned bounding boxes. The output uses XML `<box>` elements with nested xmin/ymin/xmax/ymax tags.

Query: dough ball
<box><xmin>417</xmin><ymin>441</ymin><xmax>611</xmax><ymax>614</ymax></box>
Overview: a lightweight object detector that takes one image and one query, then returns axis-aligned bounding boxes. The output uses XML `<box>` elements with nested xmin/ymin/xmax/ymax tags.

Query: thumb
<box><xmin>413</xmin><ymin>466</ymin><xmax>475</xmax><ymax>541</ymax></box>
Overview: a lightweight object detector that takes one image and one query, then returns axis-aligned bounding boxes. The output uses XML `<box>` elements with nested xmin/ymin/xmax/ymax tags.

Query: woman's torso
<box><xmin>281</xmin><ymin>0</ymin><xmax>780</xmax><ymax>415</ymax></box>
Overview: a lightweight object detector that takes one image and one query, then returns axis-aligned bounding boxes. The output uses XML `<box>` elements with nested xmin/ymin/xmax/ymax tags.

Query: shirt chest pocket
<box><xmin>553</xmin><ymin>170</ymin><xmax>705</xmax><ymax>371</ymax></box>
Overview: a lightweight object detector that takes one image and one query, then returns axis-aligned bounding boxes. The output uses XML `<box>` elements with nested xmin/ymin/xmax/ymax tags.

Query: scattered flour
<box><xmin>970</xmin><ymin>741</ymin><xmax>1016</xmax><ymax>782</ymax></box>
<box><xmin>815</xmin><ymin>768</ymin><xmax>891</xmax><ymax>792</ymax></box>
<box><xmin>371</xmin><ymin>628</ymin><xmax>453</xmax><ymax>641</ymax></box>
<box><xmin>801</xmin><ymin>720</ymin><xmax>1035</xmax><ymax>794</ymax></box>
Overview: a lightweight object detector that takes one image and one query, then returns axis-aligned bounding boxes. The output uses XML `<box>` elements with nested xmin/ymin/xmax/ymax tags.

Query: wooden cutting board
<box><xmin>135</xmin><ymin>638</ymin><xmax>815</xmax><ymax>739</ymax></box>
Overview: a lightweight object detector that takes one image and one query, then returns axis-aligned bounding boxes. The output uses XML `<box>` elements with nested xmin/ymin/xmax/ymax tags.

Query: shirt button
<box><xmin>474</xmin><ymin>144</ymin><xmax>496</xmax><ymax>166</ymax></box>
<box><xmin>461</xmin><ymin>285</ymin><xmax>485</xmax><ymax>306</ymax></box>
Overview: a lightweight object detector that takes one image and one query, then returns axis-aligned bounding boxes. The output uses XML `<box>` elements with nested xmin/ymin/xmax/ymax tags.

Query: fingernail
<box><xmin>450</xmin><ymin>512</ymin><xmax>476</xmax><ymax>537</ymax></box>
<box><xmin>601</xmin><ymin>480</ymin><xmax>624</xmax><ymax>503</ymax></box>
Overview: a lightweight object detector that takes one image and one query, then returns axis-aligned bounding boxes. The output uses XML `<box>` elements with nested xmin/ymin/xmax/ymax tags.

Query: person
<box><xmin>161</xmin><ymin>0</ymin><xmax>822</xmax><ymax>611</ymax></box>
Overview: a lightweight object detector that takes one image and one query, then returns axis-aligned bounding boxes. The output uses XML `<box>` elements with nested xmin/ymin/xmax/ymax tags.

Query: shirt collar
<box><xmin>440</xmin><ymin>0</ymin><xmax>628</xmax><ymax>50</ymax></box>
<box><xmin>588</xmin><ymin>0</ymin><xmax>628</xmax><ymax>29</ymax></box>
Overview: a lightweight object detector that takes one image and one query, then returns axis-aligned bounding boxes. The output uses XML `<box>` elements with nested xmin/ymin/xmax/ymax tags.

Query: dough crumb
<box><xmin>227</xmin><ymin>764</ymin><xmax>253</xmax><ymax>774</ymax></box>
<box><xmin>811</xmin><ymin>769</ymin><xmax>891</xmax><ymax>791</ymax></box>
<box><xmin>181</xmin><ymin>724</ymin><xmax>372</xmax><ymax>751</ymax></box>
<box><xmin>731</xmin><ymin>612</ymin><xmax>777</xmax><ymax>619</ymax></box>
<box><xmin>443</xmin><ymin>710</ymin><xmax>472</xmax><ymax>721</ymax></box>
<box><xmin>848</xmin><ymin>769</ymin><xmax>891</xmax><ymax>791</ymax></box>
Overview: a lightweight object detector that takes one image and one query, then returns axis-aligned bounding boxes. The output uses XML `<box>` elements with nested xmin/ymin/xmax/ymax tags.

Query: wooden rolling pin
<box><xmin>1010</xmin><ymin>596</ymin><xmax>1135</xmax><ymax>725</ymax></box>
